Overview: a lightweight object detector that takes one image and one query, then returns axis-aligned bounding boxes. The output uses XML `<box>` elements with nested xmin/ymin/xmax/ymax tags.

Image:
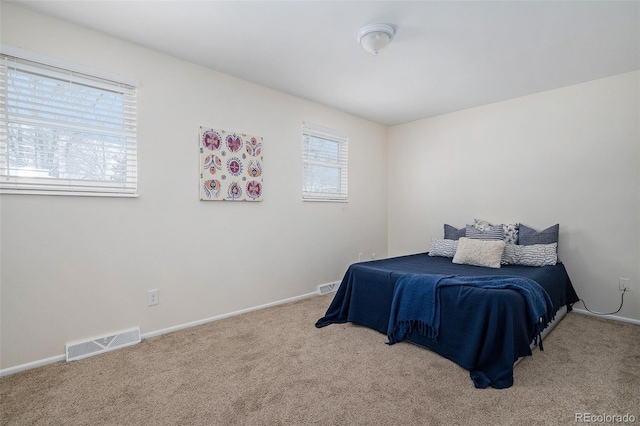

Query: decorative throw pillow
<box><xmin>502</xmin><ymin>243</ymin><xmax>557</xmax><ymax>267</ymax></box>
<box><xmin>474</xmin><ymin>219</ymin><xmax>519</xmax><ymax>244</ymax></box>
<box><xmin>519</xmin><ymin>224</ymin><xmax>559</xmax><ymax>246</ymax></box>
<box><xmin>465</xmin><ymin>224</ymin><xmax>504</xmax><ymax>240</ymax></box>
<box><xmin>443</xmin><ymin>224</ymin><xmax>466</xmax><ymax>240</ymax></box>
<box><xmin>472</xmin><ymin>219</ymin><xmax>493</xmax><ymax>232</ymax></box>
<box><xmin>452</xmin><ymin>237</ymin><xmax>506</xmax><ymax>268</ymax></box>
<box><xmin>429</xmin><ymin>238</ymin><xmax>458</xmax><ymax>258</ymax></box>
<box><xmin>502</xmin><ymin>223</ymin><xmax>520</xmax><ymax>244</ymax></box>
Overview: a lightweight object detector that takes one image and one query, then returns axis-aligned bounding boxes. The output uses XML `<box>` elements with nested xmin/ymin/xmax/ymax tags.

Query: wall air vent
<box><xmin>66</xmin><ymin>327</ymin><xmax>141</xmax><ymax>362</ymax></box>
<box><xmin>318</xmin><ymin>282</ymin><xmax>340</xmax><ymax>295</ymax></box>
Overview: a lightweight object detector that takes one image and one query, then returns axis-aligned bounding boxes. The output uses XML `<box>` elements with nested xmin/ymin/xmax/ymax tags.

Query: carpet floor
<box><xmin>1</xmin><ymin>294</ymin><xmax>639</xmax><ymax>425</ymax></box>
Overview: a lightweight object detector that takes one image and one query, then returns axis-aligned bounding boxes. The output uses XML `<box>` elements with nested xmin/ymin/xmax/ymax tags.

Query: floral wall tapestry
<box><xmin>199</xmin><ymin>126</ymin><xmax>263</xmax><ymax>201</ymax></box>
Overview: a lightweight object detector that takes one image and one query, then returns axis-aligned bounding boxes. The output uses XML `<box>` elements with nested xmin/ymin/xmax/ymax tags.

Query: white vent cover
<box><xmin>66</xmin><ymin>327</ymin><xmax>141</xmax><ymax>362</ymax></box>
<box><xmin>318</xmin><ymin>282</ymin><xmax>339</xmax><ymax>295</ymax></box>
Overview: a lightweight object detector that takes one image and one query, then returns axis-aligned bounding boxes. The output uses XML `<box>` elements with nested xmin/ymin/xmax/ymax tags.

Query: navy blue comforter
<box><xmin>315</xmin><ymin>253</ymin><xmax>579</xmax><ymax>389</ymax></box>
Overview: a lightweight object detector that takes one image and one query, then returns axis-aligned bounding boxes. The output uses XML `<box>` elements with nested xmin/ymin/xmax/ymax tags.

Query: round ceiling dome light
<box><xmin>356</xmin><ymin>23</ymin><xmax>395</xmax><ymax>56</ymax></box>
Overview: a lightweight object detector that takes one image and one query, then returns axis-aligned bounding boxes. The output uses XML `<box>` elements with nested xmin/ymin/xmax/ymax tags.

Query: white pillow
<box><xmin>452</xmin><ymin>237</ymin><xmax>506</xmax><ymax>269</ymax></box>
<box><xmin>502</xmin><ymin>243</ymin><xmax>557</xmax><ymax>267</ymax></box>
<box><xmin>428</xmin><ymin>237</ymin><xmax>458</xmax><ymax>258</ymax></box>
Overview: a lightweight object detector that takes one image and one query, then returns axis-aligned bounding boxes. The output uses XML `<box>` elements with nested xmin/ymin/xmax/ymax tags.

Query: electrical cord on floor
<box><xmin>571</xmin><ymin>288</ymin><xmax>626</xmax><ymax>315</ymax></box>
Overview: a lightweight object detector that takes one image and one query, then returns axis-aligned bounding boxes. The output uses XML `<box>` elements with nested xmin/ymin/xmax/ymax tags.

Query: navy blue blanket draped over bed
<box><xmin>315</xmin><ymin>253</ymin><xmax>579</xmax><ymax>389</ymax></box>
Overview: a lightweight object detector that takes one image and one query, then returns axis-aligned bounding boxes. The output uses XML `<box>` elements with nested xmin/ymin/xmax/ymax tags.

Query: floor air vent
<box><xmin>318</xmin><ymin>282</ymin><xmax>339</xmax><ymax>295</ymax></box>
<box><xmin>66</xmin><ymin>327</ymin><xmax>141</xmax><ymax>362</ymax></box>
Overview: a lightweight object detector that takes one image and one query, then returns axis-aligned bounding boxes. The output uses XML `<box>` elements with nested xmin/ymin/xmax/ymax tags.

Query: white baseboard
<box><xmin>0</xmin><ymin>291</ymin><xmax>319</xmax><ymax>377</ymax></box>
<box><xmin>140</xmin><ymin>291</ymin><xmax>318</xmax><ymax>339</ymax></box>
<box><xmin>572</xmin><ymin>308</ymin><xmax>640</xmax><ymax>326</ymax></box>
<box><xmin>0</xmin><ymin>354</ymin><xmax>66</xmax><ymax>377</ymax></box>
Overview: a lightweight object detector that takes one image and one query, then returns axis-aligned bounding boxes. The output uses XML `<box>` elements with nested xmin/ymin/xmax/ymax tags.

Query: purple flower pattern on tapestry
<box><xmin>199</xmin><ymin>127</ymin><xmax>263</xmax><ymax>201</ymax></box>
<box><xmin>246</xmin><ymin>181</ymin><xmax>262</xmax><ymax>200</ymax></box>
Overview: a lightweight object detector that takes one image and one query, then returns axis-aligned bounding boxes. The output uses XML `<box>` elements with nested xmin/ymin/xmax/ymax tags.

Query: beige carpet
<box><xmin>1</xmin><ymin>294</ymin><xmax>639</xmax><ymax>425</ymax></box>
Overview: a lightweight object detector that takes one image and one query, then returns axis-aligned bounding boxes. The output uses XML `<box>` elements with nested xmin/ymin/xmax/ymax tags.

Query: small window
<box><xmin>0</xmin><ymin>51</ymin><xmax>138</xmax><ymax>196</ymax></box>
<box><xmin>302</xmin><ymin>122</ymin><xmax>348</xmax><ymax>202</ymax></box>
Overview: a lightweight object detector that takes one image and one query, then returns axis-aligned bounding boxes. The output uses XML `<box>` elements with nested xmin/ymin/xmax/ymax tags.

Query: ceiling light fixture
<box><xmin>356</xmin><ymin>23</ymin><xmax>395</xmax><ymax>56</ymax></box>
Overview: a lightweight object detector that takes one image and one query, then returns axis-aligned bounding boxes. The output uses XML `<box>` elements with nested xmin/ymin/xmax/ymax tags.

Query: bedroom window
<box><xmin>302</xmin><ymin>122</ymin><xmax>348</xmax><ymax>202</ymax></box>
<box><xmin>0</xmin><ymin>49</ymin><xmax>138</xmax><ymax>196</ymax></box>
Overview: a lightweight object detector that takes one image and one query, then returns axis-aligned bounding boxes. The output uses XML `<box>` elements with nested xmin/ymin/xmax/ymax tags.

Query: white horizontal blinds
<box><xmin>0</xmin><ymin>53</ymin><xmax>137</xmax><ymax>195</ymax></box>
<box><xmin>0</xmin><ymin>58</ymin><xmax>7</xmax><ymax>181</ymax></box>
<box><xmin>302</xmin><ymin>122</ymin><xmax>348</xmax><ymax>202</ymax></box>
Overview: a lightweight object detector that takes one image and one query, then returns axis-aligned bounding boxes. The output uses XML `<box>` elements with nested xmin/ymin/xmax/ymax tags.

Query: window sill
<box><xmin>0</xmin><ymin>189</ymin><xmax>139</xmax><ymax>198</ymax></box>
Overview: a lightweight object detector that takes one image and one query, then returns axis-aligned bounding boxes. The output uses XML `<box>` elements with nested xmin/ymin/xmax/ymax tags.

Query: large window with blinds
<box><xmin>302</xmin><ymin>122</ymin><xmax>348</xmax><ymax>202</ymax></box>
<box><xmin>0</xmin><ymin>50</ymin><xmax>138</xmax><ymax>196</ymax></box>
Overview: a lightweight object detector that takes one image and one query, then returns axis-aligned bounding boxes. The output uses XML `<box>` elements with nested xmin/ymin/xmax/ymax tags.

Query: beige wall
<box><xmin>2</xmin><ymin>3</ymin><xmax>638</xmax><ymax>372</ymax></box>
<box><xmin>0</xmin><ymin>4</ymin><xmax>388</xmax><ymax>369</ymax></box>
<box><xmin>388</xmin><ymin>71</ymin><xmax>640</xmax><ymax>321</ymax></box>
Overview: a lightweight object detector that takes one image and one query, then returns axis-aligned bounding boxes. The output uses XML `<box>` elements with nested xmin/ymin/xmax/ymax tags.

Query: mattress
<box><xmin>316</xmin><ymin>253</ymin><xmax>579</xmax><ymax>388</ymax></box>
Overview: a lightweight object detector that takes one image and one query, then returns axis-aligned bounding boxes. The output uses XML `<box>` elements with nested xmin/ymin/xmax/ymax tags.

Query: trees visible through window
<box><xmin>302</xmin><ymin>122</ymin><xmax>348</xmax><ymax>202</ymax></box>
<box><xmin>0</xmin><ymin>52</ymin><xmax>138</xmax><ymax>196</ymax></box>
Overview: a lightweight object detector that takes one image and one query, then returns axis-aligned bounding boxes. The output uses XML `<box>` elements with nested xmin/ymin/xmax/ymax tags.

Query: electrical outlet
<box><xmin>147</xmin><ymin>289</ymin><xmax>159</xmax><ymax>306</ymax></box>
<box><xmin>371</xmin><ymin>253</ymin><xmax>376</xmax><ymax>259</ymax></box>
<box><xmin>619</xmin><ymin>278</ymin><xmax>630</xmax><ymax>291</ymax></box>
<box><xmin>358</xmin><ymin>253</ymin><xmax>363</xmax><ymax>262</ymax></box>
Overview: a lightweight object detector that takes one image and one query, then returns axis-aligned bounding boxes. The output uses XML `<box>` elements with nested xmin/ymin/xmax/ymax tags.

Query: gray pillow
<box><xmin>519</xmin><ymin>224</ymin><xmax>559</xmax><ymax>245</ymax></box>
<box><xmin>443</xmin><ymin>224</ymin><xmax>465</xmax><ymax>240</ymax></box>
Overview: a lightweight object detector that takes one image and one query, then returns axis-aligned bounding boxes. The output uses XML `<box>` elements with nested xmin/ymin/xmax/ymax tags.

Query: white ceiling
<box><xmin>10</xmin><ymin>1</ymin><xmax>640</xmax><ymax>126</ymax></box>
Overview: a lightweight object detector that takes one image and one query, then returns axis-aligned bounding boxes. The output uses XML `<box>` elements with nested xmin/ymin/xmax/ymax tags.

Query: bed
<box><xmin>315</xmin><ymin>253</ymin><xmax>579</xmax><ymax>389</ymax></box>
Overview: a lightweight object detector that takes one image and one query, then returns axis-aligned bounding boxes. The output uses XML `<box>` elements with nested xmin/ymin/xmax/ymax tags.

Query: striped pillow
<box><xmin>474</xmin><ymin>219</ymin><xmax>519</xmax><ymax>244</ymax></box>
<box><xmin>465</xmin><ymin>224</ymin><xmax>504</xmax><ymax>240</ymax></box>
